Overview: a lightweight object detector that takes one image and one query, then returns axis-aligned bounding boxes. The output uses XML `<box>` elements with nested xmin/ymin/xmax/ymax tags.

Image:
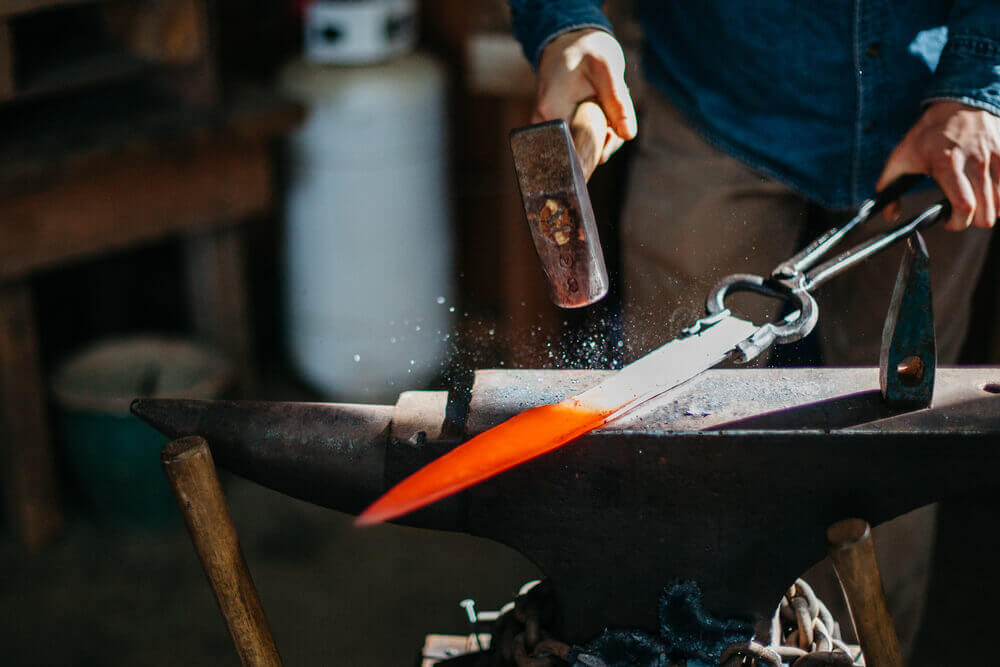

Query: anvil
<box><xmin>133</xmin><ymin>367</ymin><xmax>1000</xmax><ymax>643</ymax></box>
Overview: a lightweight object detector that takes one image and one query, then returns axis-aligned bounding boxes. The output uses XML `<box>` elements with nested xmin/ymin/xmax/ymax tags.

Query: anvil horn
<box><xmin>131</xmin><ymin>391</ymin><xmax>451</xmax><ymax>519</ymax></box>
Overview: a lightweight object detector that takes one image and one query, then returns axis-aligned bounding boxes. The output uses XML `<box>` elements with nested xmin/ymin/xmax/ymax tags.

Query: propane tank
<box><xmin>303</xmin><ymin>0</ymin><xmax>417</xmax><ymax>64</ymax></box>
<box><xmin>280</xmin><ymin>53</ymin><xmax>453</xmax><ymax>402</ymax></box>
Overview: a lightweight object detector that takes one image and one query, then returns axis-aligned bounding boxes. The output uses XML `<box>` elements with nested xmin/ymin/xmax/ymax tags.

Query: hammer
<box><xmin>510</xmin><ymin>102</ymin><xmax>612</xmax><ymax>308</ymax></box>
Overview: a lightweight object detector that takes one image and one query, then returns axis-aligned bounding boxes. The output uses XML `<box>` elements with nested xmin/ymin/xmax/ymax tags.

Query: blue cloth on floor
<box><xmin>570</xmin><ymin>581</ymin><xmax>752</xmax><ymax>667</ymax></box>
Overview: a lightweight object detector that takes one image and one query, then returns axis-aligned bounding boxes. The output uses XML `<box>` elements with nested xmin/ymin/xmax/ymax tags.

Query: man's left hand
<box><xmin>878</xmin><ymin>101</ymin><xmax>1000</xmax><ymax>230</ymax></box>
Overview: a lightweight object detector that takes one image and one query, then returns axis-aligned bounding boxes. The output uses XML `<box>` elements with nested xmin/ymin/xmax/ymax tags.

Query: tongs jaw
<box><xmin>707</xmin><ymin>175</ymin><xmax>951</xmax><ymax>363</ymax></box>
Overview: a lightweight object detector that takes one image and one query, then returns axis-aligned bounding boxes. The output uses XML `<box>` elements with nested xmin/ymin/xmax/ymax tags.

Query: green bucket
<box><xmin>52</xmin><ymin>337</ymin><xmax>231</xmax><ymax>529</ymax></box>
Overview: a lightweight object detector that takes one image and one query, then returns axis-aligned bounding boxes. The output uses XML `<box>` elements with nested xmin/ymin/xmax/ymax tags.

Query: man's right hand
<box><xmin>535</xmin><ymin>29</ymin><xmax>638</xmax><ymax>165</ymax></box>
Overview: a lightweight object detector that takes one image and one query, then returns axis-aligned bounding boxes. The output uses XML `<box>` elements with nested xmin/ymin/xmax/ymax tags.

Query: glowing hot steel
<box><xmin>356</xmin><ymin>314</ymin><xmax>759</xmax><ymax>526</ymax></box>
<box><xmin>355</xmin><ymin>399</ymin><xmax>611</xmax><ymax>526</ymax></box>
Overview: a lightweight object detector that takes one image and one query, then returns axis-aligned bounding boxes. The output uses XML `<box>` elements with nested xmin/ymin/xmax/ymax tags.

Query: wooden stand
<box><xmin>183</xmin><ymin>224</ymin><xmax>255</xmax><ymax>394</ymax></box>
<box><xmin>162</xmin><ymin>436</ymin><xmax>281</xmax><ymax>667</ymax></box>
<box><xmin>828</xmin><ymin>518</ymin><xmax>903</xmax><ymax>667</ymax></box>
<box><xmin>0</xmin><ymin>282</ymin><xmax>62</xmax><ymax>550</ymax></box>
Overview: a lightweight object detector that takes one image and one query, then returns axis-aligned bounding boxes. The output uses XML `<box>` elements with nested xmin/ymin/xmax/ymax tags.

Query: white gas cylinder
<box><xmin>280</xmin><ymin>53</ymin><xmax>453</xmax><ymax>402</ymax></box>
<box><xmin>304</xmin><ymin>0</ymin><xmax>417</xmax><ymax>64</ymax></box>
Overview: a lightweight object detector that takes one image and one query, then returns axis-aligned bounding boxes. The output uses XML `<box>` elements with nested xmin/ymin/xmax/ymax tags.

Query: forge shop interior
<box><xmin>3</xmin><ymin>1</ymin><xmax>1000</xmax><ymax>666</ymax></box>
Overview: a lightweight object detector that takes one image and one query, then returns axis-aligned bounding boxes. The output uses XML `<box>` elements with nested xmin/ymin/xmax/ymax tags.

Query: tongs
<box><xmin>706</xmin><ymin>174</ymin><xmax>950</xmax><ymax>362</ymax></box>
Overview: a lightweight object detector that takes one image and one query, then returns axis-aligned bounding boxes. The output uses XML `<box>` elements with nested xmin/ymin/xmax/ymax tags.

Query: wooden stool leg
<box><xmin>162</xmin><ymin>436</ymin><xmax>281</xmax><ymax>667</ymax></box>
<box><xmin>183</xmin><ymin>225</ymin><xmax>255</xmax><ymax>394</ymax></box>
<box><xmin>828</xmin><ymin>518</ymin><xmax>903</xmax><ymax>667</ymax></box>
<box><xmin>0</xmin><ymin>280</ymin><xmax>63</xmax><ymax>549</ymax></box>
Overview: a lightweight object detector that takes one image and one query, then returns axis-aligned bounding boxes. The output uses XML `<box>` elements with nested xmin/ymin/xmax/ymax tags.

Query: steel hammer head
<box><xmin>510</xmin><ymin>111</ymin><xmax>609</xmax><ymax>308</ymax></box>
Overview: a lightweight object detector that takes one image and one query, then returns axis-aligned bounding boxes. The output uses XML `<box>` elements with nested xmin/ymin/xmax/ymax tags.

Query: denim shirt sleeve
<box><xmin>508</xmin><ymin>1</ymin><xmax>614</xmax><ymax>68</ymax></box>
<box><xmin>925</xmin><ymin>1</ymin><xmax>1000</xmax><ymax>116</ymax></box>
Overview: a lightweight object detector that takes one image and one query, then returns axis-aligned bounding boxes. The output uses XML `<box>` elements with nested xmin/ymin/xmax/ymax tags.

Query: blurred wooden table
<box><xmin>0</xmin><ymin>86</ymin><xmax>302</xmax><ymax>549</ymax></box>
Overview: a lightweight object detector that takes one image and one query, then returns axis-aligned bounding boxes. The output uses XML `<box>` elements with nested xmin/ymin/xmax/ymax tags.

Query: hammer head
<box><xmin>510</xmin><ymin>120</ymin><xmax>609</xmax><ymax>308</ymax></box>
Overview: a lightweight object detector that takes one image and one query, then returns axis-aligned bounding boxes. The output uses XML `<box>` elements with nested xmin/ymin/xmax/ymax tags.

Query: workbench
<box><xmin>0</xmin><ymin>85</ymin><xmax>301</xmax><ymax>549</ymax></box>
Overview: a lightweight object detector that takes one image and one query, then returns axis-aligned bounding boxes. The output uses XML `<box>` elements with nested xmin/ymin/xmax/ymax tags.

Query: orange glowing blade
<box><xmin>355</xmin><ymin>398</ymin><xmax>611</xmax><ymax>526</ymax></box>
<box><xmin>356</xmin><ymin>313</ymin><xmax>758</xmax><ymax>526</ymax></box>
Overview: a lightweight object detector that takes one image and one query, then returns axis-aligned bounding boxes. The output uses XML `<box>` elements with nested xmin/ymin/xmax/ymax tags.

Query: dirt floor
<box><xmin>0</xmin><ymin>476</ymin><xmax>541</xmax><ymax>666</ymax></box>
<box><xmin>4</xmin><ymin>483</ymin><xmax>997</xmax><ymax>666</ymax></box>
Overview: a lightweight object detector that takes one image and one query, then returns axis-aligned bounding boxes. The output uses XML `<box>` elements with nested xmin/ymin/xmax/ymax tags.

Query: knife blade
<box><xmin>355</xmin><ymin>312</ymin><xmax>759</xmax><ymax>526</ymax></box>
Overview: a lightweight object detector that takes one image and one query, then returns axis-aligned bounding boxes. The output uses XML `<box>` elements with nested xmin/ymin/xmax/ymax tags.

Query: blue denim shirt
<box><xmin>509</xmin><ymin>1</ymin><xmax>1000</xmax><ymax>209</ymax></box>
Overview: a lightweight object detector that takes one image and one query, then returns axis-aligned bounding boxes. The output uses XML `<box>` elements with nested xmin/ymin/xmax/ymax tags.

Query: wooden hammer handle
<box><xmin>827</xmin><ymin>518</ymin><xmax>903</xmax><ymax>667</ymax></box>
<box><xmin>570</xmin><ymin>100</ymin><xmax>610</xmax><ymax>181</ymax></box>
<box><xmin>162</xmin><ymin>436</ymin><xmax>282</xmax><ymax>667</ymax></box>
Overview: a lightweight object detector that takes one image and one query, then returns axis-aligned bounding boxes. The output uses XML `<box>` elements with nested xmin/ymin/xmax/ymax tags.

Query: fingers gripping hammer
<box><xmin>510</xmin><ymin>102</ymin><xmax>612</xmax><ymax>308</ymax></box>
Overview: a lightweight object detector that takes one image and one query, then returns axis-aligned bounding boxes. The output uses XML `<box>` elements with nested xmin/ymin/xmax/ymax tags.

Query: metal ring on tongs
<box><xmin>706</xmin><ymin>274</ymin><xmax>818</xmax><ymax>363</ymax></box>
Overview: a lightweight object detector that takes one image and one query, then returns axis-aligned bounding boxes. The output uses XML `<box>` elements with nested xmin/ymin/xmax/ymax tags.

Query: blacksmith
<box><xmin>509</xmin><ymin>0</ymin><xmax>1000</xmax><ymax>657</ymax></box>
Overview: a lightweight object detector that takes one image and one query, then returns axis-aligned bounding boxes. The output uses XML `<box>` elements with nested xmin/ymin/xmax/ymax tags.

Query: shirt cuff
<box><xmin>510</xmin><ymin>4</ymin><xmax>614</xmax><ymax>69</ymax></box>
<box><xmin>923</xmin><ymin>35</ymin><xmax>1000</xmax><ymax>118</ymax></box>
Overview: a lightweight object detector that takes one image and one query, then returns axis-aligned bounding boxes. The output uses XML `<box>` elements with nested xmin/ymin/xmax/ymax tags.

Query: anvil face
<box><xmin>134</xmin><ymin>367</ymin><xmax>1000</xmax><ymax>643</ymax></box>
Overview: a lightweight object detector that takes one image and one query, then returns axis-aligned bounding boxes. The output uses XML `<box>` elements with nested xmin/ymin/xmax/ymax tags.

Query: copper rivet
<box><xmin>897</xmin><ymin>356</ymin><xmax>925</xmax><ymax>386</ymax></box>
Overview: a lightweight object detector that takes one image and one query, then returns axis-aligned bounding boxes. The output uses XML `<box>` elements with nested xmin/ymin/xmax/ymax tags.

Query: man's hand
<box><xmin>878</xmin><ymin>101</ymin><xmax>1000</xmax><ymax>230</ymax></box>
<box><xmin>535</xmin><ymin>29</ymin><xmax>638</xmax><ymax>164</ymax></box>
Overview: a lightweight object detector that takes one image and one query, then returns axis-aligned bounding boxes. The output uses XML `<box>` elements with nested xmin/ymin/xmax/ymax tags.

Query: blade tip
<box><xmin>353</xmin><ymin>511</ymin><xmax>385</xmax><ymax>527</ymax></box>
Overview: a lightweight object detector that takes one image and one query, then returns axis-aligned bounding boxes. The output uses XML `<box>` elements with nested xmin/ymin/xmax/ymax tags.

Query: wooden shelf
<box><xmin>2</xmin><ymin>0</ymin><xmax>213</xmax><ymax>106</ymax></box>
<box><xmin>0</xmin><ymin>83</ymin><xmax>303</xmax><ymax>199</ymax></box>
<box><xmin>0</xmin><ymin>0</ymin><xmax>98</xmax><ymax>20</ymax></box>
<box><xmin>14</xmin><ymin>48</ymin><xmax>149</xmax><ymax>101</ymax></box>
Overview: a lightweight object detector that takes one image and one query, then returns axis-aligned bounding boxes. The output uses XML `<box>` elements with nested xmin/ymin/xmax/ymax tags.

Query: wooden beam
<box><xmin>102</xmin><ymin>0</ymin><xmax>219</xmax><ymax>106</ymax></box>
<box><xmin>0</xmin><ymin>22</ymin><xmax>13</xmax><ymax>101</ymax></box>
<box><xmin>183</xmin><ymin>225</ymin><xmax>255</xmax><ymax>395</ymax></box>
<box><xmin>103</xmin><ymin>0</ymin><xmax>207</xmax><ymax>65</ymax></box>
<box><xmin>0</xmin><ymin>280</ymin><xmax>62</xmax><ymax>550</ymax></box>
<box><xmin>0</xmin><ymin>0</ymin><xmax>91</xmax><ymax>20</ymax></box>
<box><xmin>0</xmin><ymin>142</ymin><xmax>273</xmax><ymax>280</ymax></box>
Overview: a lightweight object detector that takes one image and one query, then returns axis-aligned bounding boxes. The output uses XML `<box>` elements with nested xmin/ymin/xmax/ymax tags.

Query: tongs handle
<box><xmin>870</xmin><ymin>173</ymin><xmax>929</xmax><ymax>214</ymax></box>
<box><xmin>804</xmin><ymin>197</ymin><xmax>950</xmax><ymax>290</ymax></box>
<box><xmin>775</xmin><ymin>174</ymin><xmax>927</xmax><ymax>279</ymax></box>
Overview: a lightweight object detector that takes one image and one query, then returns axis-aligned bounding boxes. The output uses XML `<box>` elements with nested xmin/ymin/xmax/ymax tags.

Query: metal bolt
<box><xmin>459</xmin><ymin>599</ymin><xmax>482</xmax><ymax>651</ymax></box>
<box><xmin>459</xmin><ymin>599</ymin><xmax>478</xmax><ymax>623</ymax></box>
